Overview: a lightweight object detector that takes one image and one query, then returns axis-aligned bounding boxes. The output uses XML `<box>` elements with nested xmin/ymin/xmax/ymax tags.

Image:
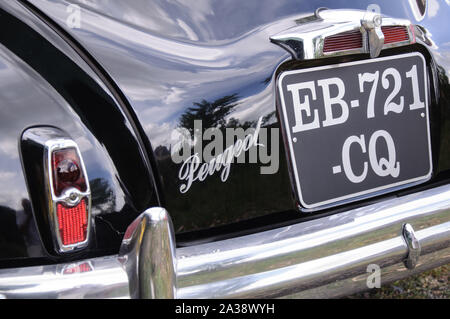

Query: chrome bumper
<box><xmin>0</xmin><ymin>184</ymin><xmax>449</xmax><ymax>299</ymax></box>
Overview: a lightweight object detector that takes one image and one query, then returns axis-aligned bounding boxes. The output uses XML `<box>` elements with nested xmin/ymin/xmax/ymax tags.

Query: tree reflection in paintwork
<box><xmin>157</xmin><ymin>94</ymin><xmax>291</xmax><ymax>234</ymax></box>
<box><xmin>179</xmin><ymin>93</ymin><xmax>240</xmax><ymax>135</ymax></box>
<box><xmin>90</xmin><ymin>178</ymin><xmax>115</xmax><ymax>215</ymax></box>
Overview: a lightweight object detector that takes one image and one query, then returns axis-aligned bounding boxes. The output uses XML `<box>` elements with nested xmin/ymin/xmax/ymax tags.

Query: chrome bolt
<box><xmin>373</xmin><ymin>15</ymin><xmax>382</xmax><ymax>27</ymax></box>
<box><xmin>69</xmin><ymin>192</ymin><xmax>78</xmax><ymax>201</ymax></box>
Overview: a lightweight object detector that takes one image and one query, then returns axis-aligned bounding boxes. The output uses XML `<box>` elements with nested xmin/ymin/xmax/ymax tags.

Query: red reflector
<box><xmin>57</xmin><ymin>199</ymin><xmax>88</xmax><ymax>246</ymax></box>
<box><xmin>323</xmin><ymin>30</ymin><xmax>363</xmax><ymax>53</ymax></box>
<box><xmin>382</xmin><ymin>26</ymin><xmax>409</xmax><ymax>44</ymax></box>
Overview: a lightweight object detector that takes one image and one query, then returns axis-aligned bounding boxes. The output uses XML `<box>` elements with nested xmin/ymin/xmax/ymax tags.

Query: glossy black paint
<box><xmin>0</xmin><ymin>2</ymin><xmax>158</xmax><ymax>266</ymax></box>
<box><xmin>0</xmin><ymin>0</ymin><xmax>449</xmax><ymax>262</ymax></box>
<box><xmin>25</xmin><ymin>0</ymin><xmax>450</xmax><ymax>239</ymax></box>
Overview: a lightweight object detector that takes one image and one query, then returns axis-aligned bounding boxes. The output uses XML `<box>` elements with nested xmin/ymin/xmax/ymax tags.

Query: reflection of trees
<box><xmin>226</xmin><ymin>117</ymin><xmax>255</xmax><ymax>130</ymax></box>
<box><xmin>174</xmin><ymin>94</ymin><xmax>277</xmax><ymax>156</ymax></box>
<box><xmin>437</xmin><ymin>65</ymin><xmax>449</xmax><ymax>88</ymax></box>
<box><xmin>154</xmin><ymin>145</ymin><xmax>171</xmax><ymax>160</ymax></box>
<box><xmin>178</xmin><ymin>93</ymin><xmax>277</xmax><ymax>132</ymax></box>
<box><xmin>261</xmin><ymin>111</ymin><xmax>276</xmax><ymax>126</ymax></box>
<box><xmin>90</xmin><ymin>178</ymin><xmax>114</xmax><ymax>214</ymax></box>
<box><xmin>437</xmin><ymin>65</ymin><xmax>450</xmax><ymax>111</ymax></box>
<box><xmin>160</xmin><ymin>94</ymin><xmax>286</xmax><ymax>233</ymax></box>
<box><xmin>179</xmin><ymin>94</ymin><xmax>240</xmax><ymax>134</ymax></box>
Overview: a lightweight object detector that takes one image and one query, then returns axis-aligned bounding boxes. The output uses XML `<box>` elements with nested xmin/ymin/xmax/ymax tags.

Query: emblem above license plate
<box><xmin>277</xmin><ymin>52</ymin><xmax>432</xmax><ymax>210</ymax></box>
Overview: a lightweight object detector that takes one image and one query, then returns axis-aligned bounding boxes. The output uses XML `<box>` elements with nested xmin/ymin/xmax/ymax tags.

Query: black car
<box><xmin>0</xmin><ymin>0</ymin><xmax>448</xmax><ymax>298</ymax></box>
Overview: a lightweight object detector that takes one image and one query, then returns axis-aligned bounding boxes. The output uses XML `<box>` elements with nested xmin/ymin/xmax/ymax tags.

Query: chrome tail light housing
<box><xmin>45</xmin><ymin>139</ymin><xmax>91</xmax><ymax>252</ymax></box>
<box><xmin>21</xmin><ymin>128</ymin><xmax>91</xmax><ymax>254</ymax></box>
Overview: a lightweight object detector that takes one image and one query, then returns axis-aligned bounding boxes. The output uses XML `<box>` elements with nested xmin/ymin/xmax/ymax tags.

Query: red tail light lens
<box><xmin>323</xmin><ymin>30</ymin><xmax>363</xmax><ymax>53</ymax></box>
<box><xmin>47</xmin><ymin>140</ymin><xmax>91</xmax><ymax>252</ymax></box>
<box><xmin>323</xmin><ymin>25</ymin><xmax>411</xmax><ymax>54</ymax></box>
<box><xmin>382</xmin><ymin>26</ymin><xmax>409</xmax><ymax>44</ymax></box>
<box><xmin>57</xmin><ymin>199</ymin><xmax>88</xmax><ymax>246</ymax></box>
<box><xmin>52</xmin><ymin>148</ymin><xmax>86</xmax><ymax>197</ymax></box>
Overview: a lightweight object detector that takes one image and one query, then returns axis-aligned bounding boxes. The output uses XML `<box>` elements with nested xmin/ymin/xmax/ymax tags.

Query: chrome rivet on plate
<box><xmin>402</xmin><ymin>223</ymin><xmax>421</xmax><ymax>270</ymax></box>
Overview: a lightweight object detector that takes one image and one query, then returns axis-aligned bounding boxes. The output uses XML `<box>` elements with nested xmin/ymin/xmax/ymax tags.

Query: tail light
<box><xmin>46</xmin><ymin>139</ymin><xmax>91</xmax><ymax>253</ymax></box>
<box><xmin>381</xmin><ymin>26</ymin><xmax>409</xmax><ymax>44</ymax></box>
<box><xmin>323</xmin><ymin>30</ymin><xmax>363</xmax><ymax>53</ymax></box>
<box><xmin>52</xmin><ymin>148</ymin><xmax>87</xmax><ymax>197</ymax></box>
<box><xmin>323</xmin><ymin>25</ymin><xmax>413</xmax><ymax>54</ymax></box>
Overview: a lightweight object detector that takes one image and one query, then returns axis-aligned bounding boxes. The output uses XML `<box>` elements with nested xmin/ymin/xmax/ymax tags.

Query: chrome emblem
<box><xmin>270</xmin><ymin>9</ymin><xmax>415</xmax><ymax>60</ymax></box>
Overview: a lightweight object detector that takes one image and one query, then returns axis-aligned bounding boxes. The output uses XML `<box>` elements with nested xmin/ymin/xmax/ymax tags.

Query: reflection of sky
<box><xmin>45</xmin><ymin>0</ymin><xmax>442</xmax><ymax>42</ymax></box>
<box><xmin>0</xmin><ymin>44</ymin><xmax>54</xmax><ymax>210</ymax></box>
<box><xmin>0</xmin><ymin>39</ymin><xmax>121</xmax><ymax>212</ymax></box>
<box><xmin>30</xmin><ymin>0</ymin><xmax>450</xmax><ymax>149</ymax></box>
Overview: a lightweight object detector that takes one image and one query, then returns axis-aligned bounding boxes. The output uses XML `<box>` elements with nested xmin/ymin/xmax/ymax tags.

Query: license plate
<box><xmin>277</xmin><ymin>52</ymin><xmax>431</xmax><ymax>210</ymax></box>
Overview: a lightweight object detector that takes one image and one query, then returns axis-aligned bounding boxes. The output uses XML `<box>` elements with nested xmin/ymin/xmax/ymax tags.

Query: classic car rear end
<box><xmin>0</xmin><ymin>0</ymin><xmax>448</xmax><ymax>298</ymax></box>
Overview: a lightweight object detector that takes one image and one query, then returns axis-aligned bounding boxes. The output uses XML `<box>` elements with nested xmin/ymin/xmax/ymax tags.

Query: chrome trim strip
<box><xmin>0</xmin><ymin>185</ymin><xmax>449</xmax><ymax>298</ymax></box>
<box><xmin>0</xmin><ymin>256</ymin><xmax>129</xmax><ymax>299</ymax></box>
<box><xmin>176</xmin><ymin>185</ymin><xmax>450</xmax><ymax>298</ymax></box>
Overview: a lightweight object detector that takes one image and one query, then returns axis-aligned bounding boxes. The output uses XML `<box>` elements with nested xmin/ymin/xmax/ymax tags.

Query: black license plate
<box><xmin>278</xmin><ymin>52</ymin><xmax>431</xmax><ymax>210</ymax></box>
